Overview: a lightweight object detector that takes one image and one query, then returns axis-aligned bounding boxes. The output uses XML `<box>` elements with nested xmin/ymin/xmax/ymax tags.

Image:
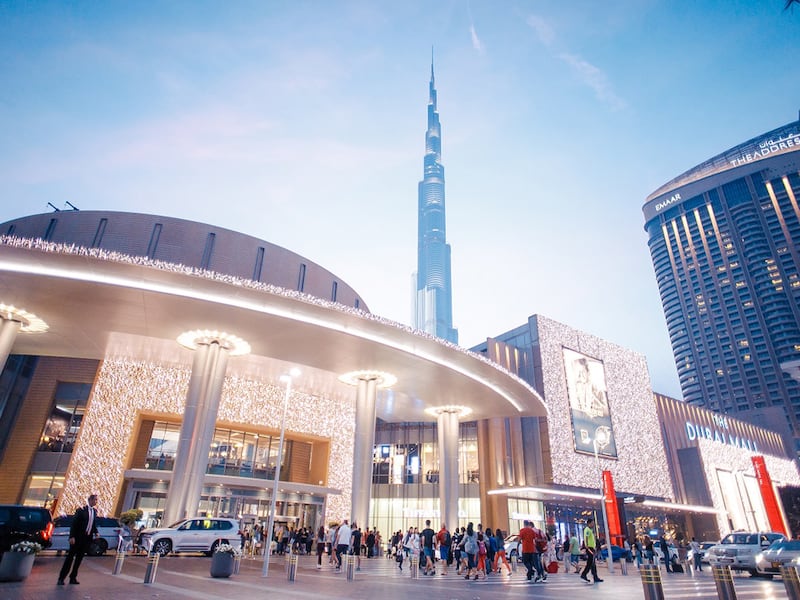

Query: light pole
<box><xmin>262</xmin><ymin>367</ymin><xmax>300</xmax><ymax>577</ymax></box>
<box><xmin>592</xmin><ymin>425</ymin><xmax>614</xmax><ymax>574</ymax></box>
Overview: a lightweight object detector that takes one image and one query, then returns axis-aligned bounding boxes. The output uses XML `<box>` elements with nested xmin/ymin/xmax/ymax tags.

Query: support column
<box><xmin>162</xmin><ymin>330</ymin><xmax>249</xmax><ymax>526</ymax></box>
<box><xmin>351</xmin><ymin>377</ymin><xmax>378</xmax><ymax>530</ymax></box>
<box><xmin>338</xmin><ymin>370</ymin><xmax>396</xmax><ymax>530</ymax></box>
<box><xmin>437</xmin><ymin>409</ymin><xmax>460</xmax><ymax>531</ymax></box>
<box><xmin>0</xmin><ymin>305</ymin><xmax>48</xmax><ymax>372</ymax></box>
<box><xmin>180</xmin><ymin>342</ymin><xmax>230</xmax><ymax>520</ymax></box>
<box><xmin>0</xmin><ymin>318</ymin><xmax>21</xmax><ymax>372</ymax></box>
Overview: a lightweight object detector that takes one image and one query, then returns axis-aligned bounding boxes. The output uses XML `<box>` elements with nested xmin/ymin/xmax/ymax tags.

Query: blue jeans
<box><xmin>532</xmin><ymin>552</ymin><xmax>544</xmax><ymax>578</ymax></box>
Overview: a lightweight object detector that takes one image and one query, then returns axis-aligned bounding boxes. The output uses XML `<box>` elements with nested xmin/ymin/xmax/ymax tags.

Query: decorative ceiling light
<box><xmin>176</xmin><ymin>329</ymin><xmax>250</xmax><ymax>356</ymax></box>
<box><xmin>338</xmin><ymin>370</ymin><xmax>397</xmax><ymax>388</ymax></box>
<box><xmin>424</xmin><ymin>405</ymin><xmax>473</xmax><ymax>418</ymax></box>
<box><xmin>0</xmin><ymin>303</ymin><xmax>48</xmax><ymax>332</ymax></box>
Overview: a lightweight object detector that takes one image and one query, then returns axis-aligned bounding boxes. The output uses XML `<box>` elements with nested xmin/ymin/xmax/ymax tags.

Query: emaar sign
<box><xmin>685</xmin><ymin>421</ymin><xmax>758</xmax><ymax>451</ymax></box>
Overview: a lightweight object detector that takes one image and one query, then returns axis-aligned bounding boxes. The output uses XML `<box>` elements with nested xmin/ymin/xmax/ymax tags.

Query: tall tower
<box><xmin>643</xmin><ymin>118</ymin><xmax>800</xmax><ymax>447</ymax></box>
<box><xmin>413</xmin><ymin>55</ymin><xmax>458</xmax><ymax>344</ymax></box>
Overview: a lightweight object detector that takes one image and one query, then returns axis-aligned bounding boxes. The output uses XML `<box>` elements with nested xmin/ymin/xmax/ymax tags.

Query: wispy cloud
<box><xmin>558</xmin><ymin>53</ymin><xmax>627</xmax><ymax>111</ymax></box>
<box><xmin>526</xmin><ymin>15</ymin><xmax>555</xmax><ymax>47</ymax></box>
<box><xmin>525</xmin><ymin>13</ymin><xmax>626</xmax><ymax>110</ymax></box>
<box><xmin>470</xmin><ymin>24</ymin><xmax>484</xmax><ymax>53</ymax></box>
<box><xmin>465</xmin><ymin>0</ymin><xmax>484</xmax><ymax>54</ymax></box>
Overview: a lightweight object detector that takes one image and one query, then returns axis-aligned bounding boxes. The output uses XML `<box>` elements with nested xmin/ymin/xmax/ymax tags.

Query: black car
<box><xmin>0</xmin><ymin>505</ymin><xmax>54</xmax><ymax>554</ymax></box>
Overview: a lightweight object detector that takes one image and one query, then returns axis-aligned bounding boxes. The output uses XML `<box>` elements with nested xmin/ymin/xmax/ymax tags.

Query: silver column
<box><xmin>351</xmin><ymin>377</ymin><xmax>378</xmax><ymax>529</ymax></box>
<box><xmin>162</xmin><ymin>343</ymin><xmax>213</xmax><ymax>525</ymax></box>
<box><xmin>162</xmin><ymin>333</ymin><xmax>240</xmax><ymax>525</ymax></box>
<box><xmin>180</xmin><ymin>341</ymin><xmax>229</xmax><ymax>521</ymax></box>
<box><xmin>437</xmin><ymin>409</ymin><xmax>460</xmax><ymax>531</ymax></box>
<box><xmin>0</xmin><ymin>317</ymin><xmax>22</xmax><ymax>373</ymax></box>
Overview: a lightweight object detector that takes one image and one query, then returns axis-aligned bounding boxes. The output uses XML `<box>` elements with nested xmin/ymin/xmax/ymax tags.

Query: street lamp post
<box><xmin>592</xmin><ymin>426</ymin><xmax>614</xmax><ymax>574</ymax></box>
<box><xmin>262</xmin><ymin>367</ymin><xmax>300</xmax><ymax>577</ymax></box>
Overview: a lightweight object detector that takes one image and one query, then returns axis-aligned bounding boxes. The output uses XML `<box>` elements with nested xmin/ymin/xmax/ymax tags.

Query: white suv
<box><xmin>707</xmin><ymin>532</ymin><xmax>785</xmax><ymax>576</ymax></box>
<box><xmin>140</xmin><ymin>517</ymin><xmax>240</xmax><ymax>556</ymax></box>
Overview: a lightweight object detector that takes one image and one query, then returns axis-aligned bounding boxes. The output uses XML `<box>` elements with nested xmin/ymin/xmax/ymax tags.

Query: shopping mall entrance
<box><xmin>121</xmin><ymin>478</ymin><xmax>327</xmax><ymax>530</ymax></box>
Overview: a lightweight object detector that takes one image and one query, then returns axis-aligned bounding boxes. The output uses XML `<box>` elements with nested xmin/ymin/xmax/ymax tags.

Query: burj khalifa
<box><xmin>413</xmin><ymin>58</ymin><xmax>458</xmax><ymax>344</ymax></box>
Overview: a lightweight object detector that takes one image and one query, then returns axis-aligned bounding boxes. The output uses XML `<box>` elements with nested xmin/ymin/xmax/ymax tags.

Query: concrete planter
<box><xmin>210</xmin><ymin>551</ymin><xmax>235</xmax><ymax>578</ymax></box>
<box><xmin>0</xmin><ymin>551</ymin><xmax>35</xmax><ymax>582</ymax></box>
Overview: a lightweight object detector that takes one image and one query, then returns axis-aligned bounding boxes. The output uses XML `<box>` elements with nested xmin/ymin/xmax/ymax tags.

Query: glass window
<box><xmin>38</xmin><ymin>383</ymin><xmax>91</xmax><ymax>453</ymax></box>
<box><xmin>146</xmin><ymin>422</ymin><xmax>180</xmax><ymax>470</ymax></box>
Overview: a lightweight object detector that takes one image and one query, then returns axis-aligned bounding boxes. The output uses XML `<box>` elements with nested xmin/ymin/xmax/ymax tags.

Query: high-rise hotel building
<box><xmin>413</xmin><ymin>59</ymin><xmax>458</xmax><ymax>344</ymax></box>
<box><xmin>643</xmin><ymin>118</ymin><xmax>800</xmax><ymax>447</ymax></box>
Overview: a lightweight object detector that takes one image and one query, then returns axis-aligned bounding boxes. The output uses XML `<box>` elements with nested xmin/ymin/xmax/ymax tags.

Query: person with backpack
<box><xmin>484</xmin><ymin>527</ymin><xmax>497</xmax><ymax>575</ymax></box>
<box><xmin>474</xmin><ymin>532</ymin><xmax>488</xmax><ymax>580</ymax></box>
<box><xmin>436</xmin><ymin>523</ymin><xmax>451</xmax><ymax>575</ymax></box>
<box><xmin>460</xmin><ymin>522</ymin><xmax>479</xmax><ymax>580</ymax></box>
<box><xmin>532</xmin><ymin>523</ymin><xmax>548</xmax><ymax>582</ymax></box>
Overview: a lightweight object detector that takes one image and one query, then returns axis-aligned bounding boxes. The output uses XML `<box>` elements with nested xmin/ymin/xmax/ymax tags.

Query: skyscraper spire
<box><xmin>413</xmin><ymin>57</ymin><xmax>458</xmax><ymax>344</ymax></box>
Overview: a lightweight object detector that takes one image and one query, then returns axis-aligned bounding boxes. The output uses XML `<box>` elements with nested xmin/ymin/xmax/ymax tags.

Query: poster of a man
<box><xmin>563</xmin><ymin>348</ymin><xmax>617</xmax><ymax>457</ymax></box>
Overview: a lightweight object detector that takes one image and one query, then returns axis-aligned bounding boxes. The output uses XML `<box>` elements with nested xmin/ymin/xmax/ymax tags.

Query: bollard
<box><xmin>511</xmin><ymin>555</ymin><xmax>517</xmax><ymax>572</ymax></box>
<box><xmin>234</xmin><ymin>554</ymin><xmax>241</xmax><ymax>575</ymax></box>
<box><xmin>782</xmin><ymin>565</ymin><xmax>800</xmax><ymax>600</ymax></box>
<box><xmin>112</xmin><ymin>550</ymin><xmax>125</xmax><ymax>575</ymax></box>
<box><xmin>684</xmin><ymin>558</ymin><xmax>692</xmax><ymax>577</ymax></box>
<box><xmin>287</xmin><ymin>554</ymin><xmax>298</xmax><ymax>582</ymax></box>
<box><xmin>640</xmin><ymin>564</ymin><xmax>665</xmax><ymax>600</ymax></box>
<box><xmin>410</xmin><ymin>556</ymin><xmax>419</xmax><ymax>579</ymax></box>
<box><xmin>143</xmin><ymin>552</ymin><xmax>160</xmax><ymax>584</ymax></box>
<box><xmin>345</xmin><ymin>554</ymin><xmax>356</xmax><ymax>581</ymax></box>
<box><xmin>711</xmin><ymin>565</ymin><xmax>738</xmax><ymax>600</ymax></box>
<box><xmin>620</xmin><ymin>557</ymin><xmax>628</xmax><ymax>575</ymax></box>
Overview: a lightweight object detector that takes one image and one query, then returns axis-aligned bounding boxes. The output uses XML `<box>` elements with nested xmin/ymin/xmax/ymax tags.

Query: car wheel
<box><xmin>153</xmin><ymin>539</ymin><xmax>172</xmax><ymax>556</ymax></box>
<box><xmin>204</xmin><ymin>540</ymin><xmax>221</xmax><ymax>557</ymax></box>
<box><xmin>88</xmin><ymin>538</ymin><xmax>108</xmax><ymax>556</ymax></box>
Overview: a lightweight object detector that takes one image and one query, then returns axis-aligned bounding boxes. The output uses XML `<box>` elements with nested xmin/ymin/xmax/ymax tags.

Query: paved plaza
<box><xmin>0</xmin><ymin>552</ymin><xmax>792</xmax><ymax>600</ymax></box>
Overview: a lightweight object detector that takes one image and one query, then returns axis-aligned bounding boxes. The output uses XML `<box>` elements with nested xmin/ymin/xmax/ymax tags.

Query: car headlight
<box><xmin>755</xmin><ymin>553</ymin><xmax>763</xmax><ymax>564</ymax></box>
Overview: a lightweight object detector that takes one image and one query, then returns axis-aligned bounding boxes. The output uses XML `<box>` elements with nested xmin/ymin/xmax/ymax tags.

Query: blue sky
<box><xmin>1</xmin><ymin>1</ymin><xmax>798</xmax><ymax>397</ymax></box>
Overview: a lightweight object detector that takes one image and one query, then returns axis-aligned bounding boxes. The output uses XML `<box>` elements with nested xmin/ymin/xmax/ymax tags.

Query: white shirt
<box><xmin>336</xmin><ymin>523</ymin><xmax>352</xmax><ymax>548</ymax></box>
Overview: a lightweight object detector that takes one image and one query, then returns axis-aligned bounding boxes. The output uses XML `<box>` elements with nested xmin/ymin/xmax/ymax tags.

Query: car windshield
<box><xmin>720</xmin><ymin>534</ymin><xmax>757</xmax><ymax>545</ymax></box>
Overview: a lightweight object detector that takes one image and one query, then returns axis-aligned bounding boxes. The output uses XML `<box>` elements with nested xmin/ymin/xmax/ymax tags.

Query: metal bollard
<box><xmin>287</xmin><ymin>554</ymin><xmax>298</xmax><ymax>582</ymax></box>
<box><xmin>782</xmin><ymin>565</ymin><xmax>800</xmax><ymax>600</ymax></box>
<box><xmin>511</xmin><ymin>555</ymin><xmax>517</xmax><ymax>572</ymax></box>
<box><xmin>345</xmin><ymin>554</ymin><xmax>356</xmax><ymax>581</ymax></box>
<box><xmin>640</xmin><ymin>564</ymin><xmax>665</xmax><ymax>600</ymax></box>
<box><xmin>620</xmin><ymin>557</ymin><xmax>628</xmax><ymax>575</ymax></box>
<box><xmin>112</xmin><ymin>550</ymin><xmax>125</xmax><ymax>575</ymax></box>
<box><xmin>711</xmin><ymin>565</ymin><xmax>738</xmax><ymax>600</ymax></box>
<box><xmin>234</xmin><ymin>554</ymin><xmax>241</xmax><ymax>575</ymax></box>
<box><xmin>410</xmin><ymin>556</ymin><xmax>419</xmax><ymax>579</ymax></box>
<box><xmin>143</xmin><ymin>552</ymin><xmax>159</xmax><ymax>584</ymax></box>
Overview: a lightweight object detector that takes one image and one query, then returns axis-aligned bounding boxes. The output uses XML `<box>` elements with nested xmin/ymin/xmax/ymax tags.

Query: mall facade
<box><xmin>0</xmin><ymin>210</ymin><xmax>797</xmax><ymax>544</ymax></box>
<box><xmin>0</xmin><ymin>210</ymin><xmax>545</xmax><ymax>533</ymax></box>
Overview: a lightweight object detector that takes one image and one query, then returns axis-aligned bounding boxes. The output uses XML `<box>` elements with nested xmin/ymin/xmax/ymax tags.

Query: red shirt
<box><xmin>518</xmin><ymin>526</ymin><xmax>535</xmax><ymax>553</ymax></box>
<box><xmin>436</xmin><ymin>528</ymin><xmax>449</xmax><ymax>545</ymax></box>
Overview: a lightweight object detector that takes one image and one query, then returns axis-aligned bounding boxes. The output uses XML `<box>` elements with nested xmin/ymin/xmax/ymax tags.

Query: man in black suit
<box><xmin>57</xmin><ymin>494</ymin><xmax>99</xmax><ymax>585</ymax></box>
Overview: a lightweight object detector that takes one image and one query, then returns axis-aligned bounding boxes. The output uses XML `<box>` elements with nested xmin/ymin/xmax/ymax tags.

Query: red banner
<box><xmin>751</xmin><ymin>456</ymin><xmax>786</xmax><ymax>536</ymax></box>
<box><xmin>602</xmin><ymin>470</ymin><xmax>623</xmax><ymax>544</ymax></box>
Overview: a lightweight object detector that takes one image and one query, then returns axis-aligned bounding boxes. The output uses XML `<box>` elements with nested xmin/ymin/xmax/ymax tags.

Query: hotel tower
<box><xmin>643</xmin><ymin>118</ymin><xmax>800</xmax><ymax>449</ymax></box>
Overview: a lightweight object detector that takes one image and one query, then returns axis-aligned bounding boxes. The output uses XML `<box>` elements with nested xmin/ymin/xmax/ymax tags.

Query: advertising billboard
<box><xmin>563</xmin><ymin>347</ymin><xmax>617</xmax><ymax>458</ymax></box>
